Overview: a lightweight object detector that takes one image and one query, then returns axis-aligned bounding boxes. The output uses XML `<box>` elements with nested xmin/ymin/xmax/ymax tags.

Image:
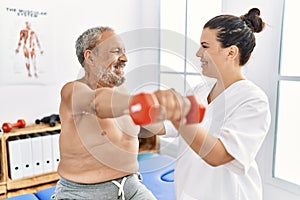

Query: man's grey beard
<box><xmin>97</xmin><ymin>69</ymin><xmax>125</xmax><ymax>87</ymax></box>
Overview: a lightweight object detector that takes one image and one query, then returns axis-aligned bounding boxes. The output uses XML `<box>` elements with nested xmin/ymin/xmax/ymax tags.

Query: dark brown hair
<box><xmin>204</xmin><ymin>8</ymin><xmax>265</xmax><ymax>66</ymax></box>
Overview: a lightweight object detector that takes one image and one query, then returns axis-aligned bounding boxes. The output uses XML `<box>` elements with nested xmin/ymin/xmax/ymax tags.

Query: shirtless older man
<box><xmin>52</xmin><ymin>26</ymin><xmax>189</xmax><ymax>200</ymax></box>
<box><xmin>52</xmin><ymin>26</ymin><xmax>155</xmax><ymax>200</ymax></box>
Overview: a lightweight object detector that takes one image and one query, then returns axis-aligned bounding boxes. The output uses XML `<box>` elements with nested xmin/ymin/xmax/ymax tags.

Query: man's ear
<box><xmin>84</xmin><ymin>50</ymin><xmax>94</xmax><ymax>65</ymax></box>
<box><xmin>227</xmin><ymin>45</ymin><xmax>239</xmax><ymax>60</ymax></box>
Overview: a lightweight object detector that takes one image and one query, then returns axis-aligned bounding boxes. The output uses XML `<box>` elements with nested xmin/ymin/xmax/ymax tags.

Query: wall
<box><xmin>0</xmin><ymin>0</ymin><xmax>160</xmax><ymax>124</ymax></box>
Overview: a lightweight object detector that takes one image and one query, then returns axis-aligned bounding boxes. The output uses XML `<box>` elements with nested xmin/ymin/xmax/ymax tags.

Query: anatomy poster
<box><xmin>0</xmin><ymin>2</ymin><xmax>55</xmax><ymax>85</ymax></box>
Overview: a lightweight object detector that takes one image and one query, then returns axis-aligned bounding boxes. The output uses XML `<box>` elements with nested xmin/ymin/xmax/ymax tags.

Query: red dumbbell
<box><xmin>129</xmin><ymin>93</ymin><xmax>160</xmax><ymax>126</ymax></box>
<box><xmin>2</xmin><ymin>119</ymin><xmax>26</xmax><ymax>133</ymax></box>
<box><xmin>129</xmin><ymin>93</ymin><xmax>206</xmax><ymax>126</ymax></box>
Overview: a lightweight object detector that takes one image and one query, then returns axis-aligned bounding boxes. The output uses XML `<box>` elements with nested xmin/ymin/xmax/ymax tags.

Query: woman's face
<box><xmin>196</xmin><ymin>28</ymin><xmax>228</xmax><ymax>79</ymax></box>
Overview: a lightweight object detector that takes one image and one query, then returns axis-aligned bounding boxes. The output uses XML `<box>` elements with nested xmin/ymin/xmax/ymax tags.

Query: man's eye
<box><xmin>110</xmin><ymin>48</ymin><xmax>126</xmax><ymax>54</ymax></box>
<box><xmin>111</xmin><ymin>49</ymin><xmax>120</xmax><ymax>53</ymax></box>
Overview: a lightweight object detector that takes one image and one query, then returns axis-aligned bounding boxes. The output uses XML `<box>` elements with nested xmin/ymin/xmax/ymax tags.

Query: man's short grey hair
<box><xmin>75</xmin><ymin>26</ymin><xmax>114</xmax><ymax>67</ymax></box>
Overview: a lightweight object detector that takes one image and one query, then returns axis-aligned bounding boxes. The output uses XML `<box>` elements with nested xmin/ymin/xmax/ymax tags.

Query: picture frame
<box><xmin>0</xmin><ymin>3</ymin><xmax>55</xmax><ymax>85</ymax></box>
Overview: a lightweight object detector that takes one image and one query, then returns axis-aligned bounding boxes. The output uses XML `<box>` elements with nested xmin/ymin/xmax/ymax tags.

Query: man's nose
<box><xmin>119</xmin><ymin>54</ymin><xmax>128</xmax><ymax>62</ymax></box>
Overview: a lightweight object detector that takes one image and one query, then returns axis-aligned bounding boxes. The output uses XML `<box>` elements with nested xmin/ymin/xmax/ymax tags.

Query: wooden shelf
<box><xmin>6</xmin><ymin>181</ymin><xmax>57</xmax><ymax>198</ymax></box>
<box><xmin>6</xmin><ymin>172</ymin><xmax>59</xmax><ymax>190</ymax></box>
<box><xmin>1</xmin><ymin>134</ymin><xmax>6</xmax><ymax>196</ymax></box>
<box><xmin>0</xmin><ymin>182</ymin><xmax>6</xmax><ymax>194</ymax></box>
<box><xmin>138</xmin><ymin>127</ymin><xmax>159</xmax><ymax>153</ymax></box>
<box><xmin>0</xmin><ymin>136</ymin><xmax>4</xmax><ymax>183</ymax></box>
<box><xmin>0</xmin><ymin>123</ymin><xmax>61</xmax><ymax>197</ymax></box>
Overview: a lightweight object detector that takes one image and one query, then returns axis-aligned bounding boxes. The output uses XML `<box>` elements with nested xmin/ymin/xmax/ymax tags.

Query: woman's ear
<box><xmin>227</xmin><ymin>45</ymin><xmax>239</xmax><ymax>60</ymax></box>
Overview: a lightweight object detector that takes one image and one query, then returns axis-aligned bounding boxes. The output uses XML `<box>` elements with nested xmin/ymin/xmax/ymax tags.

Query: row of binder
<box><xmin>7</xmin><ymin>131</ymin><xmax>60</xmax><ymax>180</ymax></box>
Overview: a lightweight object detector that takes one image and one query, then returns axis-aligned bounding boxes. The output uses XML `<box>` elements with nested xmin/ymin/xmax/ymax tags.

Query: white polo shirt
<box><xmin>164</xmin><ymin>79</ymin><xmax>271</xmax><ymax>200</ymax></box>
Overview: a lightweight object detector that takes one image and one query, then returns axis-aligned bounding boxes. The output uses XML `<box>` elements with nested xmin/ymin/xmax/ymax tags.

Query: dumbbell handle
<box><xmin>129</xmin><ymin>93</ymin><xmax>205</xmax><ymax>125</ymax></box>
<box><xmin>2</xmin><ymin>119</ymin><xmax>26</xmax><ymax>133</ymax></box>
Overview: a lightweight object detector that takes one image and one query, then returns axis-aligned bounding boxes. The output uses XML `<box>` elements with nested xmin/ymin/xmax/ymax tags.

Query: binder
<box><xmin>7</xmin><ymin>136</ymin><xmax>23</xmax><ymax>180</ymax></box>
<box><xmin>19</xmin><ymin>135</ymin><xmax>34</xmax><ymax>177</ymax></box>
<box><xmin>40</xmin><ymin>132</ymin><xmax>54</xmax><ymax>173</ymax></box>
<box><xmin>30</xmin><ymin>133</ymin><xmax>44</xmax><ymax>175</ymax></box>
<box><xmin>51</xmin><ymin>131</ymin><xmax>60</xmax><ymax>171</ymax></box>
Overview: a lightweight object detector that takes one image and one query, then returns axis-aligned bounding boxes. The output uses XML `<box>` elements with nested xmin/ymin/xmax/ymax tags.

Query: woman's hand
<box><xmin>154</xmin><ymin>89</ymin><xmax>191</xmax><ymax>124</ymax></box>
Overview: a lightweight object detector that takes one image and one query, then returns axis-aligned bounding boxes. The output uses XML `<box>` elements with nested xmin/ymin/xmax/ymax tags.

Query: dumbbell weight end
<box><xmin>129</xmin><ymin>93</ymin><xmax>160</xmax><ymax>126</ymax></box>
<box><xmin>186</xmin><ymin>96</ymin><xmax>206</xmax><ymax>124</ymax></box>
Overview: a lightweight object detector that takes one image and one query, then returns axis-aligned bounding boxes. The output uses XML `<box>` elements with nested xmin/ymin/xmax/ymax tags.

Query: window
<box><xmin>160</xmin><ymin>0</ymin><xmax>222</xmax><ymax>94</ymax></box>
<box><xmin>274</xmin><ymin>0</ymin><xmax>300</xmax><ymax>187</ymax></box>
<box><xmin>159</xmin><ymin>0</ymin><xmax>221</xmax><ymax>157</ymax></box>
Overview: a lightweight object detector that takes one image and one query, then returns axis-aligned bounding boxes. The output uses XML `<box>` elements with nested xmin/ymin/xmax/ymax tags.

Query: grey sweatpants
<box><xmin>51</xmin><ymin>174</ymin><xmax>157</xmax><ymax>200</ymax></box>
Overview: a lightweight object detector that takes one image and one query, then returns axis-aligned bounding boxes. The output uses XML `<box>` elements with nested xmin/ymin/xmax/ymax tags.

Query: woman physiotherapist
<box><xmin>154</xmin><ymin>7</ymin><xmax>271</xmax><ymax>200</ymax></box>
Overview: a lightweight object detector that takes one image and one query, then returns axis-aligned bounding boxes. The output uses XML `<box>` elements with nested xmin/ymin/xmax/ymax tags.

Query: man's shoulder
<box><xmin>61</xmin><ymin>81</ymin><xmax>94</xmax><ymax>99</ymax></box>
<box><xmin>62</xmin><ymin>80</ymin><xmax>85</xmax><ymax>90</ymax></box>
<box><xmin>60</xmin><ymin>81</ymin><xmax>80</xmax><ymax>97</ymax></box>
<box><xmin>61</xmin><ymin>81</ymin><xmax>75</xmax><ymax>91</ymax></box>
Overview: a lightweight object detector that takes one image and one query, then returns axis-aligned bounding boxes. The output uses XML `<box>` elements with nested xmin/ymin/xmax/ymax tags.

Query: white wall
<box><xmin>0</xmin><ymin>0</ymin><xmax>160</xmax><ymax>124</ymax></box>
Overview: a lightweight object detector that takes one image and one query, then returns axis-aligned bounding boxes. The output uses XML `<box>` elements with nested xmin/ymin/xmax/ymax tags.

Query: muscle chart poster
<box><xmin>0</xmin><ymin>1</ymin><xmax>55</xmax><ymax>85</ymax></box>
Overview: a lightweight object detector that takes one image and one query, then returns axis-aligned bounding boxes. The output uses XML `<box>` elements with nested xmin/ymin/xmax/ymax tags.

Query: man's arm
<box><xmin>61</xmin><ymin>81</ymin><xmax>131</xmax><ymax>119</ymax></box>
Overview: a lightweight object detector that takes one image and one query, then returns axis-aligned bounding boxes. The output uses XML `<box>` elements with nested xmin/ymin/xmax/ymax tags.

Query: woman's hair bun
<box><xmin>240</xmin><ymin>8</ymin><xmax>265</xmax><ymax>33</ymax></box>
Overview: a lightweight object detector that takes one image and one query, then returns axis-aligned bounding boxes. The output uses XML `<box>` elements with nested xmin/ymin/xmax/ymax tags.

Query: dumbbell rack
<box><xmin>0</xmin><ymin>123</ymin><xmax>61</xmax><ymax>198</ymax></box>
